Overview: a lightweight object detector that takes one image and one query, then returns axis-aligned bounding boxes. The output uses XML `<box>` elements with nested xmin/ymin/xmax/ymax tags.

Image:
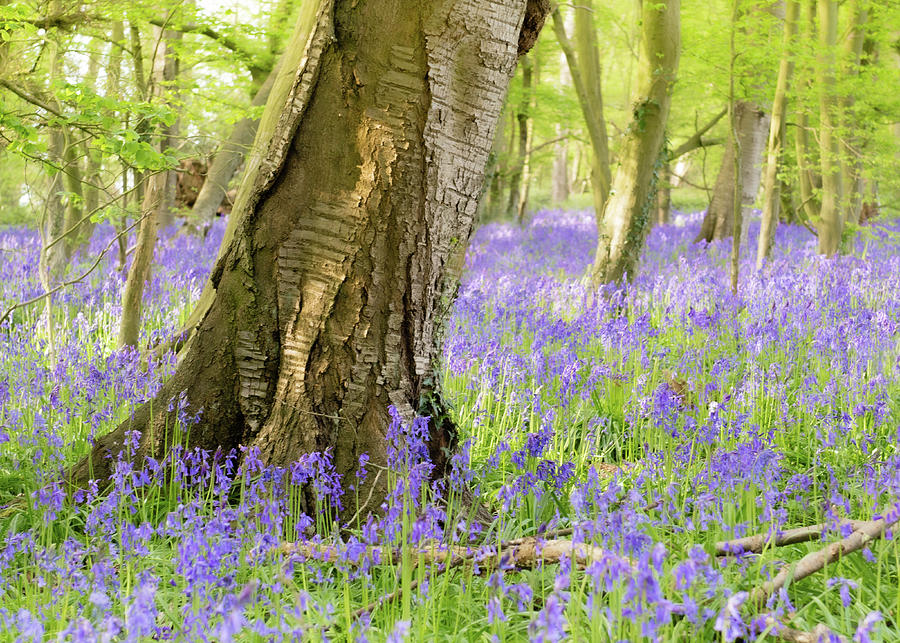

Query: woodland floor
<box><xmin>0</xmin><ymin>210</ymin><xmax>898</xmax><ymax>641</ymax></box>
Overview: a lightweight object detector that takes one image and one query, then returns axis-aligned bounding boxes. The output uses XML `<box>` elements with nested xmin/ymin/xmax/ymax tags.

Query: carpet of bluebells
<box><xmin>0</xmin><ymin>211</ymin><xmax>899</xmax><ymax>642</ymax></box>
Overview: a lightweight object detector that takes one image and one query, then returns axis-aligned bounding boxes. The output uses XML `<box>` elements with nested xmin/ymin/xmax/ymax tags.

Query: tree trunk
<box><xmin>118</xmin><ymin>25</ymin><xmax>179</xmax><ymax>349</ymax></box>
<box><xmin>695</xmin><ymin>101</ymin><xmax>769</xmax><ymax>242</ymax></box>
<box><xmin>118</xmin><ymin>172</ymin><xmax>164</xmax><ymax>348</ymax></box>
<box><xmin>816</xmin><ymin>0</ymin><xmax>842</xmax><ymax>255</ymax></box>
<box><xmin>728</xmin><ymin>0</ymin><xmax>743</xmax><ymax>294</ymax></box>
<box><xmin>481</xmin><ymin>103</ymin><xmax>508</xmax><ymax>220</ymax></box>
<box><xmin>72</xmin><ymin>0</ymin><xmax>549</xmax><ymax>516</ymax></box>
<box><xmin>552</xmin><ymin>2</ymin><xmax>611</xmax><ymax>224</ymax></box>
<box><xmin>655</xmin><ymin>160</ymin><xmax>671</xmax><ymax>225</ymax></box>
<box><xmin>756</xmin><ymin>0</ymin><xmax>798</xmax><ymax>269</ymax></box>
<box><xmin>839</xmin><ymin>0</ymin><xmax>868</xmax><ymax>226</ymax></box>
<box><xmin>516</xmin><ymin>52</ymin><xmax>538</xmax><ymax>223</ymax></box>
<box><xmin>794</xmin><ymin>109</ymin><xmax>820</xmax><ymax>222</ymax></box>
<box><xmin>551</xmin><ymin>124</ymin><xmax>569</xmax><ymax>203</ymax></box>
<box><xmin>158</xmin><ymin>24</ymin><xmax>183</xmax><ymax>230</ymax></box>
<box><xmin>507</xmin><ymin>54</ymin><xmax>533</xmax><ymax>220</ymax></box>
<box><xmin>590</xmin><ymin>0</ymin><xmax>680</xmax><ymax>285</ymax></box>
<box><xmin>189</xmin><ymin>61</ymin><xmax>280</xmax><ymax>223</ymax></box>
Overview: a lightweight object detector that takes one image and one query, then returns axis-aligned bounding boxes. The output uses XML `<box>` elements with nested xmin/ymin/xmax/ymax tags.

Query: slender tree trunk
<box><xmin>507</xmin><ymin>54</ymin><xmax>532</xmax><ymax>220</ymax></box>
<box><xmin>118</xmin><ymin>25</ymin><xmax>178</xmax><ymax>348</ymax></box>
<box><xmin>482</xmin><ymin>104</ymin><xmax>508</xmax><ymax>220</ymax></box>
<box><xmin>516</xmin><ymin>52</ymin><xmax>538</xmax><ymax>223</ymax></box>
<box><xmin>728</xmin><ymin>0</ymin><xmax>743</xmax><ymax>293</ymax></box>
<box><xmin>158</xmin><ymin>24</ymin><xmax>183</xmax><ymax>230</ymax></box>
<box><xmin>794</xmin><ymin>109</ymin><xmax>820</xmax><ymax>222</ymax></box>
<box><xmin>39</xmin><ymin>15</ymin><xmax>70</xmax><ymax>284</ymax></box>
<box><xmin>756</xmin><ymin>0</ymin><xmax>798</xmax><ymax>269</ymax></box>
<box><xmin>118</xmin><ymin>172</ymin><xmax>164</xmax><ymax>348</ymax></box>
<box><xmin>40</xmin><ymin>129</ymin><xmax>68</xmax><ymax>283</ymax></box>
<box><xmin>551</xmin><ymin>31</ymin><xmax>571</xmax><ymax>205</ymax></box>
<box><xmin>655</xmin><ymin>160</ymin><xmax>671</xmax><ymax>225</ymax></box>
<box><xmin>816</xmin><ymin>0</ymin><xmax>842</xmax><ymax>255</ymax></box>
<box><xmin>839</xmin><ymin>0</ymin><xmax>868</xmax><ymax>226</ymax></box>
<box><xmin>552</xmin><ymin>2</ymin><xmax>611</xmax><ymax>224</ymax></box>
<box><xmin>591</xmin><ymin>0</ymin><xmax>680</xmax><ymax>285</ymax></box>
<box><xmin>190</xmin><ymin>60</ymin><xmax>280</xmax><ymax>223</ymax></box>
<box><xmin>72</xmin><ymin>0</ymin><xmax>549</xmax><ymax>518</ymax></box>
<box><xmin>60</xmin><ymin>134</ymin><xmax>86</xmax><ymax>254</ymax></box>
<box><xmin>551</xmin><ymin>124</ymin><xmax>569</xmax><ymax>203</ymax></box>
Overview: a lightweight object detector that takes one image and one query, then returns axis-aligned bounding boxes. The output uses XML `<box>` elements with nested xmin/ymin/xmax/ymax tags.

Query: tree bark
<box><xmin>189</xmin><ymin>60</ymin><xmax>280</xmax><ymax>223</ymax></box>
<box><xmin>551</xmin><ymin>124</ymin><xmax>569</xmax><ymax>203</ymax></box>
<box><xmin>728</xmin><ymin>0</ymin><xmax>743</xmax><ymax>294</ymax></box>
<box><xmin>816</xmin><ymin>0</ymin><xmax>842</xmax><ymax>255</ymax></box>
<box><xmin>507</xmin><ymin>54</ymin><xmax>533</xmax><ymax>220</ymax></box>
<box><xmin>839</xmin><ymin>0</ymin><xmax>868</xmax><ymax>226</ymax></box>
<box><xmin>655</xmin><ymin>160</ymin><xmax>671</xmax><ymax>225</ymax></box>
<box><xmin>72</xmin><ymin>0</ymin><xmax>549</xmax><ymax>516</ymax></box>
<box><xmin>590</xmin><ymin>0</ymin><xmax>680</xmax><ymax>285</ymax></box>
<box><xmin>552</xmin><ymin>3</ymin><xmax>611</xmax><ymax>224</ymax></box>
<box><xmin>695</xmin><ymin>100</ymin><xmax>769</xmax><ymax>243</ymax></box>
<box><xmin>756</xmin><ymin>0</ymin><xmax>798</xmax><ymax>269</ymax></box>
<box><xmin>118</xmin><ymin>25</ymin><xmax>179</xmax><ymax>349</ymax></box>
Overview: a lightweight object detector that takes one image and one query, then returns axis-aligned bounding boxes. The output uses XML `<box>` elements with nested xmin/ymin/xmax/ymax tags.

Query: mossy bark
<box><xmin>590</xmin><ymin>0</ymin><xmax>680</xmax><ymax>285</ymax></box>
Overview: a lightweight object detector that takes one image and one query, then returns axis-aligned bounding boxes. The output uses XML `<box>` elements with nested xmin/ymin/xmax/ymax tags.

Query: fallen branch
<box><xmin>750</xmin><ymin>510</ymin><xmax>900</xmax><ymax>608</ymax></box>
<box><xmin>716</xmin><ymin>519</ymin><xmax>866</xmax><ymax>556</ymax></box>
<box><xmin>282</xmin><ymin>537</ymin><xmax>634</xmax><ymax>572</ymax></box>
